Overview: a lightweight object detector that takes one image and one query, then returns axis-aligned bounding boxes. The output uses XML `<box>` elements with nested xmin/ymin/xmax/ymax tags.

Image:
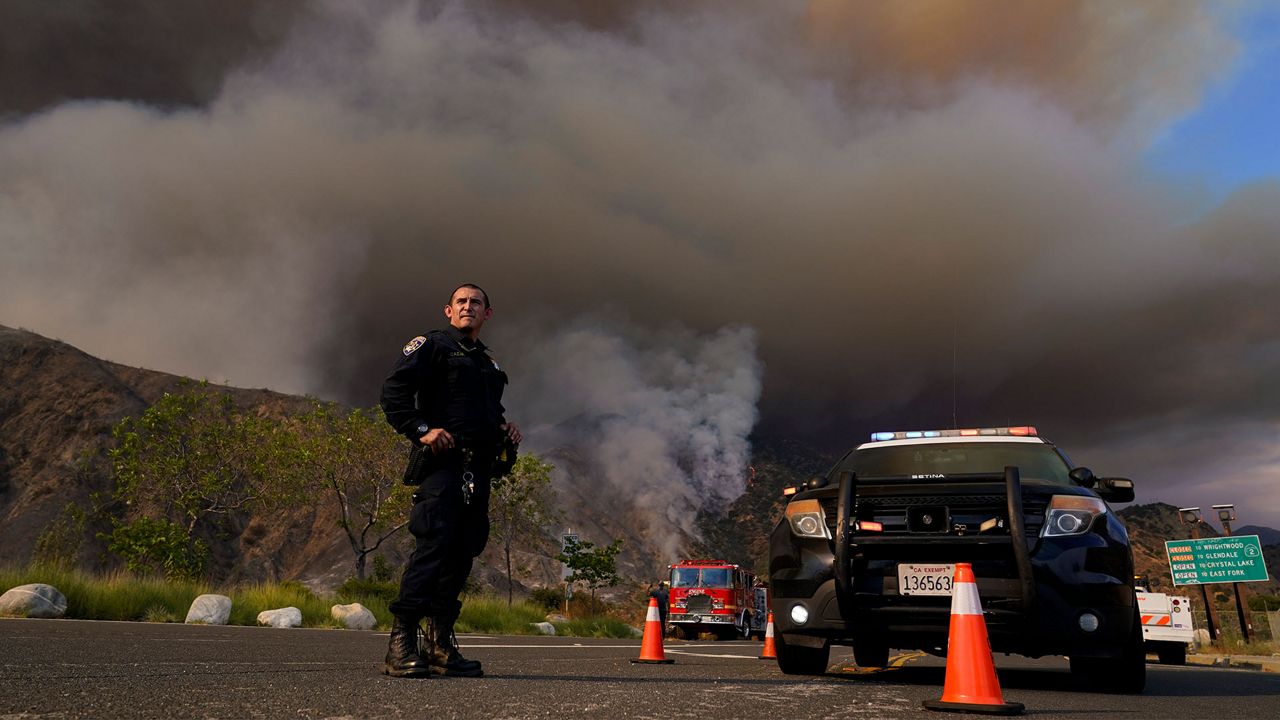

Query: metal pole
<box><xmin>1220</xmin><ymin>519</ymin><xmax>1252</xmax><ymax>641</ymax></box>
<box><xmin>1188</xmin><ymin>521</ymin><xmax>1221</xmax><ymax>641</ymax></box>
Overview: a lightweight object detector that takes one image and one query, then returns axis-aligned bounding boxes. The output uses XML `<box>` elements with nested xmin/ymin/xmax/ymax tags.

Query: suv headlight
<box><xmin>786</xmin><ymin>499</ymin><xmax>831</xmax><ymax>539</ymax></box>
<box><xmin>1042</xmin><ymin>495</ymin><xmax>1107</xmax><ymax>537</ymax></box>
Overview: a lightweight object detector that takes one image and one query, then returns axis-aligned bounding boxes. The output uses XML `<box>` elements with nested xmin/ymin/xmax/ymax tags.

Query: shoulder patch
<box><xmin>402</xmin><ymin>336</ymin><xmax>427</xmax><ymax>356</ymax></box>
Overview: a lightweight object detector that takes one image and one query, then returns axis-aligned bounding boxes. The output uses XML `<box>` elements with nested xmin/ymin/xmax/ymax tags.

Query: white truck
<box><xmin>1135</xmin><ymin>589</ymin><xmax>1194</xmax><ymax>665</ymax></box>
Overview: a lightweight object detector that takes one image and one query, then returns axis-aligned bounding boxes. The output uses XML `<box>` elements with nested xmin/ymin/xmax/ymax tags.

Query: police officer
<box><xmin>379</xmin><ymin>283</ymin><xmax>522</xmax><ymax>678</ymax></box>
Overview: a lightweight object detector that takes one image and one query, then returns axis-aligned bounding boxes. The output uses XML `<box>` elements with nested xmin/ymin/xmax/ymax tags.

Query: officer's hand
<box><xmin>501</xmin><ymin>422</ymin><xmax>522</xmax><ymax>445</ymax></box>
<box><xmin>420</xmin><ymin>428</ymin><xmax>454</xmax><ymax>453</ymax></box>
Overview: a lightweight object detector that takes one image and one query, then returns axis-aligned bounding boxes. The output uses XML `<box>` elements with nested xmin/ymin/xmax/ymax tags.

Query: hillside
<box><xmin>0</xmin><ymin>324</ymin><xmax>809</xmax><ymax>595</ymax></box>
<box><xmin>2</xmin><ymin>324</ymin><xmax>1276</xmax><ymax>607</ymax></box>
<box><xmin>0</xmin><ymin>324</ymin><xmax>363</xmax><ymax>586</ymax></box>
<box><xmin>1235</xmin><ymin>525</ymin><xmax>1280</xmax><ymax>546</ymax></box>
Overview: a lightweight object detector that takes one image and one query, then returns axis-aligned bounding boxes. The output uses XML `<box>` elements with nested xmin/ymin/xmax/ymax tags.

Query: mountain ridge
<box><xmin>2</xmin><ymin>324</ymin><xmax>1276</xmax><ymax>607</ymax></box>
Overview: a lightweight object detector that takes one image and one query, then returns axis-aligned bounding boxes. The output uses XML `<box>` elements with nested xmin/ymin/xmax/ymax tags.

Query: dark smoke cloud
<box><xmin>3</xmin><ymin>1</ymin><xmax>1277</xmax><ymax>531</ymax></box>
<box><xmin>0</xmin><ymin>0</ymin><xmax>310</xmax><ymax>117</ymax></box>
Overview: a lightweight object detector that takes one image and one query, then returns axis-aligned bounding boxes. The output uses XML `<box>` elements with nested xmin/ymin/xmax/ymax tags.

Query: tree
<box><xmin>108</xmin><ymin>383</ymin><xmax>296</xmax><ymax>579</ymax></box>
<box><xmin>291</xmin><ymin>403</ymin><xmax>413</xmax><ymax>580</ymax></box>
<box><xmin>32</xmin><ymin>502</ymin><xmax>88</xmax><ymax>569</ymax></box>
<box><xmin>557</xmin><ymin>536</ymin><xmax>623</xmax><ymax>607</ymax></box>
<box><xmin>490</xmin><ymin>454</ymin><xmax>560</xmax><ymax>606</ymax></box>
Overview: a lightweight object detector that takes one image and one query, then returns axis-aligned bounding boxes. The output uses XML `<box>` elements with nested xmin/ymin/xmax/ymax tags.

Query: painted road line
<box><xmin>833</xmin><ymin>651</ymin><xmax>927</xmax><ymax>674</ymax></box>
<box><xmin>459</xmin><ymin>643</ymin><xmax>641</xmax><ymax>648</ymax></box>
<box><xmin>665</xmin><ymin>650</ymin><xmax>761</xmax><ymax>660</ymax></box>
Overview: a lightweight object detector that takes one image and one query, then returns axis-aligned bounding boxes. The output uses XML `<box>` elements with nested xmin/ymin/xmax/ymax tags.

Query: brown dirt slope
<box><xmin>0</xmin><ymin>324</ymin><xmax>358</xmax><ymax>587</ymax></box>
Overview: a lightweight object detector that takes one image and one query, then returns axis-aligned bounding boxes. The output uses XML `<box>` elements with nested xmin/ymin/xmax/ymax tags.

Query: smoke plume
<box><xmin>3</xmin><ymin>1</ymin><xmax>1278</xmax><ymax>532</ymax></box>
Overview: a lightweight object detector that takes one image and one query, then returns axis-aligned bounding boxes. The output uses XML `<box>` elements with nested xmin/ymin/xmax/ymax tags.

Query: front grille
<box><xmin>820</xmin><ymin>492</ymin><xmax>1048</xmax><ymax>537</ymax></box>
<box><xmin>684</xmin><ymin>594</ymin><xmax>712</xmax><ymax>613</ymax></box>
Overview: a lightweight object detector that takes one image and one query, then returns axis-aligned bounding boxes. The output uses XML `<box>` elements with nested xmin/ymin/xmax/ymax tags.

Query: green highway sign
<box><xmin>1165</xmin><ymin>535</ymin><xmax>1270</xmax><ymax>586</ymax></box>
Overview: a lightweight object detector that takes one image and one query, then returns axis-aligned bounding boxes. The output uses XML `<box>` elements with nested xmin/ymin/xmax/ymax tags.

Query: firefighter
<box><xmin>379</xmin><ymin>283</ymin><xmax>522</xmax><ymax>678</ymax></box>
<box><xmin>649</xmin><ymin>581</ymin><xmax>670</xmax><ymax>636</ymax></box>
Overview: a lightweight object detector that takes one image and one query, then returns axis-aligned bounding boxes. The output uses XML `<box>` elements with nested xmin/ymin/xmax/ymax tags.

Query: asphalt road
<box><xmin>2</xmin><ymin>618</ymin><xmax>1278</xmax><ymax>719</ymax></box>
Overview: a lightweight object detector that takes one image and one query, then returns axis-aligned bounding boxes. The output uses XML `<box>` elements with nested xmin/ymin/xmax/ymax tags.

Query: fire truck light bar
<box><xmin>870</xmin><ymin>426</ymin><xmax>1037</xmax><ymax>442</ymax></box>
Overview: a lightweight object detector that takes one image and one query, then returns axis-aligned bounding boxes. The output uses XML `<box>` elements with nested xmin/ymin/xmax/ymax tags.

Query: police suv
<box><xmin>768</xmin><ymin>426</ymin><xmax>1145</xmax><ymax>693</ymax></box>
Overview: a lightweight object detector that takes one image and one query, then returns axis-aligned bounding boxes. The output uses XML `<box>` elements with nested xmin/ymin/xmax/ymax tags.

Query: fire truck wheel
<box><xmin>774</xmin><ymin>634</ymin><xmax>830</xmax><ymax>675</ymax></box>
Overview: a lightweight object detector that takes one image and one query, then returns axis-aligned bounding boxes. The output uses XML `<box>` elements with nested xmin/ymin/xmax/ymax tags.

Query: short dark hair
<box><xmin>451</xmin><ymin>283</ymin><xmax>490</xmax><ymax>309</ymax></box>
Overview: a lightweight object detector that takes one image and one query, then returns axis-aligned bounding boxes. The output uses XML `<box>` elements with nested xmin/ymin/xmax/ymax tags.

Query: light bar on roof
<box><xmin>869</xmin><ymin>426</ymin><xmax>1038</xmax><ymax>441</ymax></box>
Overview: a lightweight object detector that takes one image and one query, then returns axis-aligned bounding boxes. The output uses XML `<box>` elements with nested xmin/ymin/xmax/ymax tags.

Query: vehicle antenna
<box><xmin>951</xmin><ymin>317</ymin><xmax>958</xmax><ymax>429</ymax></box>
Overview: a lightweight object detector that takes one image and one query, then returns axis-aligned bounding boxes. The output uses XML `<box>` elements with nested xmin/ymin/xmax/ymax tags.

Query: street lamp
<box><xmin>1177</xmin><ymin>507</ymin><xmax>1221</xmax><ymax>640</ymax></box>
<box><xmin>1212</xmin><ymin>504</ymin><xmax>1252</xmax><ymax>640</ymax></box>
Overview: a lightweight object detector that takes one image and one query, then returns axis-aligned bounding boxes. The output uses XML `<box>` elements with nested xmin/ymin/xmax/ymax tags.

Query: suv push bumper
<box><xmin>772</xmin><ymin>570</ymin><xmax>1133</xmax><ymax>659</ymax></box>
<box><xmin>769</xmin><ymin>469</ymin><xmax>1136</xmax><ymax>659</ymax></box>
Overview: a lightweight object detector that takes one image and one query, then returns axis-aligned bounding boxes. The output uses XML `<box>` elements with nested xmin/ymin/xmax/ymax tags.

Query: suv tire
<box><xmin>774</xmin><ymin>634</ymin><xmax>831</xmax><ymax>675</ymax></box>
<box><xmin>853</xmin><ymin>638</ymin><xmax>890</xmax><ymax>668</ymax></box>
<box><xmin>1070</xmin><ymin>607</ymin><xmax>1146</xmax><ymax>694</ymax></box>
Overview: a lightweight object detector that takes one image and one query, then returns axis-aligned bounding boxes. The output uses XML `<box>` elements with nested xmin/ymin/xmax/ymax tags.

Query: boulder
<box><xmin>257</xmin><ymin>607</ymin><xmax>303</xmax><ymax>628</ymax></box>
<box><xmin>530</xmin><ymin>621</ymin><xmax>557</xmax><ymax>636</ymax></box>
<box><xmin>331</xmin><ymin>603</ymin><xmax>377</xmax><ymax>630</ymax></box>
<box><xmin>0</xmin><ymin>583</ymin><xmax>68</xmax><ymax>618</ymax></box>
<box><xmin>545</xmin><ymin>613</ymin><xmax>569</xmax><ymax>623</ymax></box>
<box><xmin>185</xmin><ymin>594</ymin><xmax>232</xmax><ymax>625</ymax></box>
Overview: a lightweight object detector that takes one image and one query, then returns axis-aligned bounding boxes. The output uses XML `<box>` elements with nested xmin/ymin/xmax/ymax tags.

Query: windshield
<box><xmin>847</xmin><ymin>442</ymin><xmax>1073</xmax><ymax>484</ymax></box>
<box><xmin>670</xmin><ymin>567</ymin><xmax>733</xmax><ymax>588</ymax></box>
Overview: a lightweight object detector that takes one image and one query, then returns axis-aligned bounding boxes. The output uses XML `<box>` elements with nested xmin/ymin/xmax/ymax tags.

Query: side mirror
<box><xmin>807</xmin><ymin>475</ymin><xmax>829</xmax><ymax>489</ymax></box>
<box><xmin>1069</xmin><ymin>467</ymin><xmax>1097</xmax><ymax>488</ymax></box>
<box><xmin>1097</xmin><ymin>477</ymin><xmax>1135</xmax><ymax>503</ymax></box>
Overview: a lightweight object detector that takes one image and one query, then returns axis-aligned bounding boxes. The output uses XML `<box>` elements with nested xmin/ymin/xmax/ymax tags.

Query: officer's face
<box><xmin>445</xmin><ymin>287</ymin><xmax>492</xmax><ymax>336</ymax></box>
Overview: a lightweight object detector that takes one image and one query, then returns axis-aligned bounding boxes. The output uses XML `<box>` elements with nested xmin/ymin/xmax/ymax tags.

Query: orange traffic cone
<box><xmin>922</xmin><ymin>563</ymin><xmax>1023</xmax><ymax>715</ymax></box>
<box><xmin>758</xmin><ymin>611</ymin><xmax>777</xmax><ymax>659</ymax></box>
<box><xmin>631</xmin><ymin>597</ymin><xmax>675</xmax><ymax>664</ymax></box>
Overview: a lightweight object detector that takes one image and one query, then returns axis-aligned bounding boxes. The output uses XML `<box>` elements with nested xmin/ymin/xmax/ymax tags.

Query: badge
<box><xmin>402</xmin><ymin>336</ymin><xmax>426</xmax><ymax>356</ymax></box>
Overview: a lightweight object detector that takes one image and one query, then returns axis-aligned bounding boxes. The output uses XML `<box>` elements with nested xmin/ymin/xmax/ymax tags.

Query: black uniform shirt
<box><xmin>380</xmin><ymin>325</ymin><xmax>508</xmax><ymax>446</ymax></box>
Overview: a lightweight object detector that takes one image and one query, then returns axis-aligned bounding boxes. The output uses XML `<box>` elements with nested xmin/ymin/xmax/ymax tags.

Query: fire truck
<box><xmin>667</xmin><ymin>559</ymin><xmax>769</xmax><ymax>640</ymax></box>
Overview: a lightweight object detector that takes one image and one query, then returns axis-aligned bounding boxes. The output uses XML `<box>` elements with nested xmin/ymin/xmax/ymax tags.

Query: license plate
<box><xmin>897</xmin><ymin>563</ymin><xmax>955</xmax><ymax>596</ymax></box>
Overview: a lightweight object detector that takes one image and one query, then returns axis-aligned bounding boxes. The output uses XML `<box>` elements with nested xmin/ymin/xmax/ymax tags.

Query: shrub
<box><xmin>529</xmin><ymin>585</ymin><xmax>564</xmax><ymax>612</ymax></box>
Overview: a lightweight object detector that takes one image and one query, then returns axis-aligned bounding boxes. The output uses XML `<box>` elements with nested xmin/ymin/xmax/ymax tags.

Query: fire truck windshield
<box><xmin>671</xmin><ymin>567</ymin><xmax>732</xmax><ymax>588</ymax></box>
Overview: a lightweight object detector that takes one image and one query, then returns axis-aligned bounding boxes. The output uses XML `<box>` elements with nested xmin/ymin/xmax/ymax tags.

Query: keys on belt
<box><xmin>461</xmin><ymin>448</ymin><xmax>475</xmax><ymax>505</ymax></box>
<box><xmin>407</xmin><ymin>447</ymin><xmax>482</xmax><ymax>504</ymax></box>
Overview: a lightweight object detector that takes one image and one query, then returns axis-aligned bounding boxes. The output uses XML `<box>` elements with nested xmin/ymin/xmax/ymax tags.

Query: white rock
<box><xmin>257</xmin><ymin>607</ymin><xmax>303</xmax><ymax>628</ymax></box>
<box><xmin>331</xmin><ymin>603</ymin><xmax>377</xmax><ymax>630</ymax></box>
<box><xmin>531</xmin><ymin>621</ymin><xmax>557</xmax><ymax>636</ymax></box>
<box><xmin>185</xmin><ymin>594</ymin><xmax>232</xmax><ymax>625</ymax></box>
<box><xmin>0</xmin><ymin>583</ymin><xmax>68</xmax><ymax>618</ymax></box>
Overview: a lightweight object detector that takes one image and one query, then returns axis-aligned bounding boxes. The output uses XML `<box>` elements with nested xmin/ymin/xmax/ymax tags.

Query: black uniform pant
<box><xmin>389</xmin><ymin>462</ymin><xmax>491</xmax><ymax>622</ymax></box>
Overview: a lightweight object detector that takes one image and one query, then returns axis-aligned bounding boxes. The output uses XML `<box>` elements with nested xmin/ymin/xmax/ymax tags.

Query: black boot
<box><xmin>383</xmin><ymin>615</ymin><xmax>432</xmax><ymax>678</ymax></box>
<box><xmin>423</xmin><ymin>617</ymin><xmax>484</xmax><ymax>677</ymax></box>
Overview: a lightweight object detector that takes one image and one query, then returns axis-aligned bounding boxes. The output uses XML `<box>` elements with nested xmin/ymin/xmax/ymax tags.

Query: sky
<box><xmin>1145</xmin><ymin>1</ymin><xmax>1280</xmax><ymax>214</ymax></box>
<box><xmin>2</xmin><ymin>0</ymin><xmax>1279</xmax><ymax>543</ymax></box>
